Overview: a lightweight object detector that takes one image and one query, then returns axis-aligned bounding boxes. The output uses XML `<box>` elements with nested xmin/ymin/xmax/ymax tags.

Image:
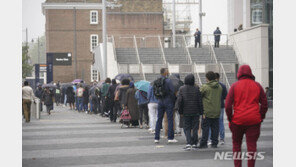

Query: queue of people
<box><xmin>22</xmin><ymin>64</ymin><xmax>268</xmax><ymax>167</ymax></box>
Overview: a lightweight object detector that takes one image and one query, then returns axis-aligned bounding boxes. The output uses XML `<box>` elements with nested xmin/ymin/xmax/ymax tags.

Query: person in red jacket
<box><xmin>225</xmin><ymin>65</ymin><xmax>268</xmax><ymax>167</ymax></box>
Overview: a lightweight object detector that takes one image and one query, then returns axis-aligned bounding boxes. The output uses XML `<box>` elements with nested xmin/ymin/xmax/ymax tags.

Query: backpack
<box><xmin>153</xmin><ymin>77</ymin><xmax>167</xmax><ymax>99</ymax></box>
<box><xmin>77</xmin><ymin>88</ymin><xmax>84</xmax><ymax>97</ymax></box>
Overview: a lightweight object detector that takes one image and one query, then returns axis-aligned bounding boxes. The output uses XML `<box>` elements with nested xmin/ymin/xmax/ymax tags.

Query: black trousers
<box><xmin>138</xmin><ymin>103</ymin><xmax>149</xmax><ymax>125</ymax></box>
<box><xmin>183</xmin><ymin>115</ymin><xmax>200</xmax><ymax>145</ymax></box>
<box><xmin>195</xmin><ymin>39</ymin><xmax>201</xmax><ymax>48</ymax></box>
<box><xmin>109</xmin><ymin>101</ymin><xmax>120</xmax><ymax>122</ymax></box>
<box><xmin>215</xmin><ymin>40</ymin><xmax>220</xmax><ymax>48</ymax></box>
<box><xmin>92</xmin><ymin>97</ymin><xmax>99</xmax><ymax>114</ymax></box>
<box><xmin>200</xmin><ymin>117</ymin><xmax>220</xmax><ymax>146</ymax></box>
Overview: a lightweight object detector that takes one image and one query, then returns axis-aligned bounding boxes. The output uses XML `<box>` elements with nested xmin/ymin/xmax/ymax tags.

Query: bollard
<box><xmin>36</xmin><ymin>98</ymin><xmax>40</xmax><ymax>119</ymax></box>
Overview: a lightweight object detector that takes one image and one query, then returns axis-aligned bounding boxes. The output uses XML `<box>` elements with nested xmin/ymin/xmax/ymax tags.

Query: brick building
<box><xmin>42</xmin><ymin>0</ymin><xmax>163</xmax><ymax>83</ymax></box>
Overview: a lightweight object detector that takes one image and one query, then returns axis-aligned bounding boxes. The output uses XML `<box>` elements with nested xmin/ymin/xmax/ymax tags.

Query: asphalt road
<box><xmin>22</xmin><ymin>105</ymin><xmax>273</xmax><ymax>167</ymax></box>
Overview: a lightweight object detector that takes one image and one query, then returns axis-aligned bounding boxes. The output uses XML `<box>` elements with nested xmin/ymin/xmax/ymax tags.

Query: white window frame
<box><xmin>252</xmin><ymin>9</ymin><xmax>263</xmax><ymax>24</ymax></box>
<box><xmin>91</xmin><ymin>68</ymin><xmax>99</xmax><ymax>82</ymax></box>
<box><xmin>90</xmin><ymin>34</ymin><xmax>99</xmax><ymax>51</ymax></box>
<box><xmin>90</xmin><ymin>10</ymin><xmax>98</xmax><ymax>24</ymax></box>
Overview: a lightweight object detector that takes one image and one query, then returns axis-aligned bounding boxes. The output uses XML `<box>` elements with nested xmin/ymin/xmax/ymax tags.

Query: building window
<box><xmin>91</xmin><ymin>69</ymin><xmax>98</xmax><ymax>82</ymax></box>
<box><xmin>90</xmin><ymin>34</ymin><xmax>99</xmax><ymax>51</ymax></box>
<box><xmin>252</xmin><ymin>9</ymin><xmax>263</xmax><ymax>24</ymax></box>
<box><xmin>90</xmin><ymin>10</ymin><xmax>98</xmax><ymax>24</ymax></box>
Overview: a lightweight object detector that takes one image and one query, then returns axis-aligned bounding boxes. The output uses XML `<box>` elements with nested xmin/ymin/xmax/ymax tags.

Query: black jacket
<box><xmin>175</xmin><ymin>74</ymin><xmax>203</xmax><ymax>116</ymax></box>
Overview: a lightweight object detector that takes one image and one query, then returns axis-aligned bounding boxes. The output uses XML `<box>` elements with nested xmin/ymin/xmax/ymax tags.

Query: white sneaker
<box><xmin>168</xmin><ymin>139</ymin><xmax>178</xmax><ymax>143</ymax></box>
<box><xmin>154</xmin><ymin>140</ymin><xmax>159</xmax><ymax>143</ymax></box>
<box><xmin>207</xmin><ymin>141</ymin><xmax>212</xmax><ymax>146</ymax></box>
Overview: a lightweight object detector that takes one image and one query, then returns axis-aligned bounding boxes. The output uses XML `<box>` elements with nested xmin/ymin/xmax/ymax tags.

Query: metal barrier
<box><xmin>133</xmin><ymin>35</ymin><xmax>141</xmax><ymax>64</ymax></box>
<box><xmin>158</xmin><ymin>36</ymin><xmax>167</xmax><ymax>64</ymax></box>
<box><xmin>30</xmin><ymin>98</ymin><xmax>41</xmax><ymax>120</ymax></box>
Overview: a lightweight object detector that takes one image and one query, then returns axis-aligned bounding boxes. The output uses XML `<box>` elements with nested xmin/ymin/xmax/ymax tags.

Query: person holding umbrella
<box><xmin>135</xmin><ymin>80</ymin><xmax>150</xmax><ymax>129</ymax></box>
<box><xmin>42</xmin><ymin>87</ymin><xmax>54</xmax><ymax>115</ymax></box>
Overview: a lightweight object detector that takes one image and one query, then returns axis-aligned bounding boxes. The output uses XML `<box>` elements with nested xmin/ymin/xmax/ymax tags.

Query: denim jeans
<box><xmin>155</xmin><ymin>98</ymin><xmax>174</xmax><ymax>140</ymax></box>
<box><xmin>183</xmin><ymin>115</ymin><xmax>200</xmax><ymax>145</ymax></box>
<box><xmin>77</xmin><ymin>97</ymin><xmax>83</xmax><ymax>111</ymax></box>
<box><xmin>200</xmin><ymin>117</ymin><xmax>219</xmax><ymax>146</ymax></box>
<box><xmin>209</xmin><ymin>108</ymin><xmax>225</xmax><ymax>141</ymax></box>
<box><xmin>64</xmin><ymin>95</ymin><xmax>67</xmax><ymax>106</ymax></box>
<box><xmin>138</xmin><ymin>103</ymin><xmax>149</xmax><ymax>125</ymax></box>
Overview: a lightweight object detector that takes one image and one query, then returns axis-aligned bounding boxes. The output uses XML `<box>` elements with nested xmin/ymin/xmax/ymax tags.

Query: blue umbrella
<box><xmin>115</xmin><ymin>74</ymin><xmax>134</xmax><ymax>81</ymax></box>
<box><xmin>135</xmin><ymin>80</ymin><xmax>150</xmax><ymax>92</ymax></box>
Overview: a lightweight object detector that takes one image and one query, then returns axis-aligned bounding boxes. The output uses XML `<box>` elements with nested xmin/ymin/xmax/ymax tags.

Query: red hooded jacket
<box><xmin>225</xmin><ymin>65</ymin><xmax>268</xmax><ymax>126</ymax></box>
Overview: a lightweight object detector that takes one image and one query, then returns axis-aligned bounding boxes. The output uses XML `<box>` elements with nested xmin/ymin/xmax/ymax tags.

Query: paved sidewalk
<box><xmin>22</xmin><ymin>106</ymin><xmax>273</xmax><ymax>167</ymax></box>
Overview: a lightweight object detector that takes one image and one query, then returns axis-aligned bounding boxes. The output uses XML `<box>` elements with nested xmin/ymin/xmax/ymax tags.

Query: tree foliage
<box><xmin>22</xmin><ymin>45</ymin><xmax>33</xmax><ymax>79</ymax></box>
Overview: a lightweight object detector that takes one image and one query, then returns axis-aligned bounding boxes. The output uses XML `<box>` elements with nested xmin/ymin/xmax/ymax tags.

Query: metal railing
<box><xmin>158</xmin><ymin>36</ymin><xmax>167</xmax><ymax>64</ymax></box>
<box><xmin>207</xmin><ymin>40</ymin><xmax>218</xmax><ymax>64</ymax></box>
<box><xmin>140</xmin><ymin>63</ymin><xmax>146</xmax><ymax>80</ymax></box>
<box><xmin>194</xmin><ymin>63</ymin><xmax>203</xmax><ymax>86</ymax></box>
<box><xmin>183</xmin><ymin>35</ymin><xmax>192</xmax><ymax>64</ymax></box>
<box><xmin>133</xmin><ymin>35</ymin><xmax>141</xmax><ymax>64</ymax></box>
<box><xmin>220</xmin><ymin>62</ymin><xmax>231</xmax><ymax>89</ymax></box>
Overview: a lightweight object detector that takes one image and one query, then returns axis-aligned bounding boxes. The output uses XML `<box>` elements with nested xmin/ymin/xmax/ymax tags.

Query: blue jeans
<box><xmin>155</xmin><ymin>98</ymin><xmax>174</xmax><ymax>140</ymax></box>
<box><xmin>75</xmin><ymin>96</ymin><xmax>79</xmax><ymax>110</ymax></box>
<box><xmin>200</xmin><ymin>117</ymin><xmax>219</xmax><ymax>146</ymax></box>
<box><xmin>77</xmin><ymin>97</ymin><xmax>83</xmax><ymax>111</ymax></box>
<box><xmin>208</xmin><ymin>108</ymin><xmax>225</xmax><ymax>141</ymax></box>
<box><xmin>64</xmin><ymin>95</ymin><xmax>67</xmax><ymax>106</ymax></box>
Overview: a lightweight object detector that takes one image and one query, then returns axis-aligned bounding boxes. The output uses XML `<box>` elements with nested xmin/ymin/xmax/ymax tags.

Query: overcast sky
<box><xmin>22</xmin><ymin>0</ymin><xmax>228</xmax><ymax>42</ymax></box>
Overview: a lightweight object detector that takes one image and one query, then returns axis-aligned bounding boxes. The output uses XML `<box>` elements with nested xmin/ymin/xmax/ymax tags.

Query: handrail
<box><xmin>194</xmin><ymin>63</ymin><xmax>202</xmax><ymax>86</ymax></box>
<box><xmin>111</xmin><ymin>35</ymin><xmax>117</xmax><ymax>61</ymax></box>
<box><xmin>133</xmin><ymin>35</ymin><xmax>141</xmax><ymax>64</ymax></box>
<box><xmin>208</xmin><ymin>41</ymin><xmax>218</xmax><ymax>64</ymax></box>
<box><xmin>220</xmin><ymin>62</ymin><xmax>231</xmax><ymax>89</ymax></box>
<box><xmin>183</xmin><ymin>35</ymin><xmax>192</xmax><ymax>64</ymax></box>
<box><xmin>140</xmin><ymin>63</ymin><xmax>146</xmax><ymax>80</ymax></box>
<box><xmin>158</xmin><ymin>35</ymin><xmax>167</xmax><ymax>64</ymax></box>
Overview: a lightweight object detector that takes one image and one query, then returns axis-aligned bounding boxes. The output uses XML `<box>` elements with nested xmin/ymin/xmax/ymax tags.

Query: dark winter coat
<box><xmin>83</xmin><ymin>88</ymin><xmax>89</xmax><ymax>105</ymax></box>
<box><xmin>175</xmin><ymin>74</ymin><xmax>203</xmax><ymax>116</ymax></box>
<box><xmin>66</xmin><ymin>86</ymin><xmax>75</xmax><ymax>103</ymax></box>
<box><xmin>214</xmin><ymin>29</ymin><xmax>222</xmax><ymax>41</ymax></box>
<box><xmin>194</xmin><ymin>31</ymin><xmax>201</xmax><ymax>41</ymax></box>
<box><xmin>118</xmin><ymin>85</ymin><xmax>130</xmax><ymax>106</ymax></box>
<box><xmin>35</xmin><ymin>87</ymin><xmax>43</xmax><ymax>99</ymax></box>
<box><xmin>125</xmin><ymin>87</ymin><xmax>139</xmax><ymax>121</ymax></box>
<box><xmin>43</xmin><ymin>90</ymin><xmax>54</xmax><ymax>106</ymax></box>
<box><xmin>219</xmin><ymin>82</ymin><xmax>228</xmax><ymax>108</ymax></box>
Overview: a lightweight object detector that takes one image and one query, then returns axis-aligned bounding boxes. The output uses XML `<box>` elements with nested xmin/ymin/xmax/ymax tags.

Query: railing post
<box><xmin>158</xmin><ymin>35</ymin><xmax>167</xmax><ymax>64</ymax></box>
<box><xmin>220</xmin><ymin>62</ymin><xmax>230</xmax><ymax>89</ymax></box>
<box><xmin>194</xmin><ymin>63</ymin><xmax>202</xmax><ymax>86</ymax></box>
<box><xmin>133</xmin><ymin>35</ymin><xmax>140</xmax><ymax>64</ymax></box>
<box><xmin>141</xmin><ymin>63</ymin><xmax>146</xmax><ymax>81</ymax></box>
<box><xmin>183</xmin><ymin>35</ymin><xmax>192</xmax><ymax>64</ymax></box>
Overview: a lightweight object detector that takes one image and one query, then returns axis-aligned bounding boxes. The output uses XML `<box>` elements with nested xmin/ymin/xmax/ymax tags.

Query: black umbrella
<box><xmin>115</xmin><ymin>74</ymin><xmax>134</xmax><ymax>81</ymax></box>
<box><xmin>42</xmin><ymin>84</ymin><xmax>57</xmax><ymax>89</ymax></box>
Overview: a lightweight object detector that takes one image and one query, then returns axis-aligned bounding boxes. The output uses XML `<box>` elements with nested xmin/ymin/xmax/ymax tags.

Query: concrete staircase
<box><xmin>116</xmin><ymin>48</ymin><xmax>138</xmax><ymax>64</ymax></box>
<box><xmin>189</xmin><ymin>48</ymin><xmax>212</xmax><ymax>64</ymax></box>
<box><xmin>115</xmin><ymin>46</ymin><xmax>238</xmax><ymax>86</ymax></box>
<box><xmin>214</xmin><ymin>47</ymin><xmax>238</xmax><ymax>64</ymax></box>
<box><xmin>164</xmin><ymin>48</ymin><xmax>188</xmax><ymax>64</ymax></box>
<box><xmin>138</xmin><ymin>48</ymin><xmax>163</xmax><ymax>64</ymax></box>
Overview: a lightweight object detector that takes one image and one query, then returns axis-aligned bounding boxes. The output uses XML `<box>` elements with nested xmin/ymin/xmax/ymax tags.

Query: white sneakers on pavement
<box><xmin>168</xmin><ymin>139</ymin><xmax>178</xmax><ymax>143</ymax></box>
